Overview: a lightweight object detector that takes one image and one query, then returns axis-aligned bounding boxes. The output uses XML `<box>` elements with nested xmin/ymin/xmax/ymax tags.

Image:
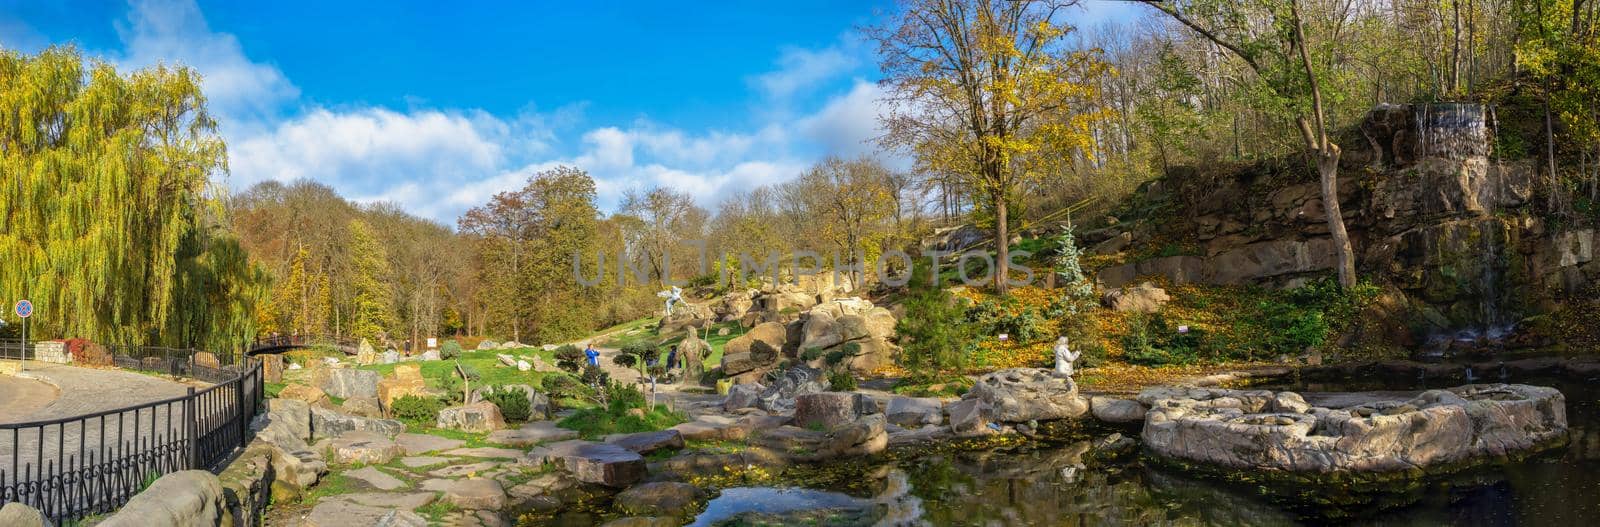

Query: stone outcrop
<box><xmin>0</xmin><ymin>503</ymin><xmax>49</xmax><ymax>527</ymax></box>
<box><xmin>1140</xmin><ymin>384</ymin><xmax>1567</xmax><ymax>473</ymax></box>
<box><xmin>605</xmin><ymin>430</ymin><xmax>685</xmax><ymax>455</ymax></box>
<box><xmin>963</xmin><ymin>368</ymin><xmax>1088</xmax><ymax>423</ymax></box>
<box><xmin>1089</xmin><ymin>396</ymin><xmax>1147</xmax><ymax>424</ymax></box>
<box><xmin>310</xmin><ymin>406</ymin><xmax>405</xmax><ymax>440</ymax></box>
<box><xmin>885</xmin><ymin>396</ymin><xmax>944</xmax><ymax>427</ymax></box>
<box><xmin>378</xmin><ymin>363</ymin><xmax>429</xmax><ymax>408</ymax></box>
<box><xmin>436</xmin><ymin>402</ymin><xmax>507</xmax><ymax>433</ymax></box>
<box><xmin>753</xmin><ymin>366</ymin><xmax>826</xmax><ymax>414</ymax></box>
<box><xmin>751</xmin><ymin>414</ymin><xmax>889</xmax><ymax>462</ymax></box>
<box><xmin>315</xmin><ymin>368</ymin><xmax>381</xmax><ymax>400</ymax></box>
<box><xmin>280</xmin><ymin>383</ymin><xmax>331</xmax><ymax>407</ymax></box>
<box><xmin>1100</xmin><ymin>282</ymin><xmax>1170</xmax><ymax>313</ymax></box>
<box><xmin>321</xmin><ymin>430</ymin><xmax>405</xmax><ymax>465</ymax></box>
<box><xmin>791</xmin><ymin>392</ymin><xmax>874</xmax><ymax>430</ymax></box>
<box><xmin>721</xmin><ymin>322</ymin><xmax>786</xmax><ymax>376</ymax></box>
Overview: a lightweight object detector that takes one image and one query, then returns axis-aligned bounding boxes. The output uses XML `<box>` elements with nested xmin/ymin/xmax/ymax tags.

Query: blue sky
<box><xmin>1</xmin><ymin>0</ymin><xmax>1146</xmax><ymax>222</ymax></box>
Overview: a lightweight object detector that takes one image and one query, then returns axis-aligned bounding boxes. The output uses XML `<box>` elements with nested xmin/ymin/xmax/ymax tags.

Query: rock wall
<box><xmin>1091</xmin><ymin>103</ymin><xmax>1595</xmax><ymax>341</ymax></box>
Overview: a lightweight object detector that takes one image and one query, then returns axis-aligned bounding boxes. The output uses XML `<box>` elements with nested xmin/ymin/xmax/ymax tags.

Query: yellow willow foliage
<box><xmin>0</xmin><ymin>46</ymin><xmax>265</xmax><ymax>349</ymax></box>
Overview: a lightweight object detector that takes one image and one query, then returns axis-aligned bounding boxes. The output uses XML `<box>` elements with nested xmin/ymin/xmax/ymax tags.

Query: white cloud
<box><xmin>116</xmin><ymin>0</ymin><xmax>298</xmax><ymax>125</ymax></box>
<box><xmin>797</xmin><ymin>80</ymin><xmax>888</xmax><ymax>159</ymax></box>
<box><xmin>751</xmin><ymin>44</ymin><xmax>859</xmax><ymax>102</ymax></box>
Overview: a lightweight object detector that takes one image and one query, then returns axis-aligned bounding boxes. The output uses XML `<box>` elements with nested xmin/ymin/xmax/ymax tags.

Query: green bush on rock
<box><xmin>392</xmin><ymin>395</ymin><xmax>444</xmax><ymax>423</ymax></box>
<box><xmin>482</xmin><ymin>385</ymin><xmax>532</xmax><ymax>422</ymax></box>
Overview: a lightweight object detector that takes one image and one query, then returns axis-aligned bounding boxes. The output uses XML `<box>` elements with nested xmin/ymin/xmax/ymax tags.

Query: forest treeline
<box><xmin>8</xmin><ymin>0</ymin><xmax>1600</xmax><ymax>349</ymax></box>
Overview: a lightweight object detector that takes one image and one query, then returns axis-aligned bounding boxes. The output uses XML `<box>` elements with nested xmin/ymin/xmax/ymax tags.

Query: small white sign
<box><xmin>998</xmin><ymin>333</ymin><xmax>1009</xmax><ymax>341</ymax></box>
<box><xmin>1178</xmin><ymin>325</ymin><xmax>1190</xmax><ymax>333</ymax></box>
<box><xmin>427</xmin><ymin>337</ymin><xmax>438</xmax><ymax>349</ymax></box>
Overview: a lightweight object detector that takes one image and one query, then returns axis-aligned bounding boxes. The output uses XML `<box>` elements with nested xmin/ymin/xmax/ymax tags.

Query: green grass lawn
<box><xmin>358</xmin><ymin>347</ymin><xmax>560</xmax><ymax>390</ymax></box>
<box><xmin>600</xmin><ymin>317</ymin><xmax>748</xmax><ymax>369</ymax></box>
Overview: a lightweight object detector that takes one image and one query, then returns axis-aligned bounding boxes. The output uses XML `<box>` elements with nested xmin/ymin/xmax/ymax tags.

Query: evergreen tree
<box><xmin>347</xmin><ymin>219</ymin><xmax>395</xmax><ymax>342</ymax></box>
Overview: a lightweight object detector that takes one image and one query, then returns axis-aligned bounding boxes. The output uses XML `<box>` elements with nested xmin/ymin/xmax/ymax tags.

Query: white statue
<box><xmin>1053</xmin><ymin>336</ymin><xmax>1080</xmax><ymax>378</ymax></box>
<box><xmin>656</xmin><ymin>286</ymin><xmax>683</xmax><ymax>316</ymax></box>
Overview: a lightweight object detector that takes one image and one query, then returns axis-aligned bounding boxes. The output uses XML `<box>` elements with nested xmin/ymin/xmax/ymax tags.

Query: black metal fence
<box><xmin>0</xmin><ymin>347</ymin><xmax>262</xmax><ymax>524</ymax></box>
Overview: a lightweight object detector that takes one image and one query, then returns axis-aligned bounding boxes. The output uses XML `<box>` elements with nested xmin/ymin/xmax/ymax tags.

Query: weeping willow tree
<box><xmin>0</xmin><ymin>46</ymin><xmax>266</xmax><ymax>351</ymax></box>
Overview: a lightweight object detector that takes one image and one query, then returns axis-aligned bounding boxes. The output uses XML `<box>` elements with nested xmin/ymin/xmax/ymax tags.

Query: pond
<box><xmin>533</xmin><ymin>369</ymin><xmax>1600</xmax><ymax>526</ymax></box>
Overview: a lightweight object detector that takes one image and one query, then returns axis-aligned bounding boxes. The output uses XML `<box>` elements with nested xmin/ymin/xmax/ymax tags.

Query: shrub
<box><xmin>968</xmin><ymin>299</ymin><xmax>1046</xmax><ymax>342</ymax></box>
<box><xmin>456</xmin><ymin>363</ymin><xmax>482</xmax><ymax>382</ymax></box>
<box><xmin>440</xmin><ymin>340</ymin><xmax>463</xmax><ymax>360</ymax></box>
<box><xmin>554</xmin><ymin>345</ymin><xmax>584</xmax><ymax>372</ymax></box>
<box><xmin>828</xmin><ymin>371</ymin><xmax>858</xmax><ymax>391</ymax></box>
<box><xmin>541</xmin><ymin>375</ymin><xmax>585</xmax><ymax>403</ymax></box>
<box><xmin>800</xmin><ymin>347</ymin><xmax>824</xmax><ymax>362</ymax></box>
<box><xmin>1051</xmin><ymin>227</ymin><xmax>1094</xmax><ymax>301</ymax></box>
<box><xmin>391</xmin><ymin>395</ymin><xmax>443</xmax><ymax>423</ymax></box>
<box><xmin>482</xmin><ymin>385</ymin><xmax>532</xmax><ymax>422</ymax></box>
<box><xmin>1122</xmin><ymin>314</ymin><xmax>1201</xmax><ymax>366</ymax></box>
<box><xmin>824</xmin><ymin>347</ymin><xmax>852</xmax><ymax>367</ymax></box>
<box><xmin>437</xmin><ymin>374</ymin><xmax>464</xmax><ymax>405</ymax></box>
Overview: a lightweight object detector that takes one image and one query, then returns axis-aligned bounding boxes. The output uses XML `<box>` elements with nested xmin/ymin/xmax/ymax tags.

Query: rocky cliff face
<box><xmin>1090</xmin><ymin>103</ymin><xmax>1596</xmax><ymax>348</ymax></box>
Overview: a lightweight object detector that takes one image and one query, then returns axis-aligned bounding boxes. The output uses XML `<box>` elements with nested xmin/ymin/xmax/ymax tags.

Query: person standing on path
<box><xmin>585</xmin><ymin>343</ymin><xmax>600</xmax><ymax>368</ymax></box>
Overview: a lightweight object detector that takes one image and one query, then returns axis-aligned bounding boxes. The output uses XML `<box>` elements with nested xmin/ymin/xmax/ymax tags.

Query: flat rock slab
<box><xmin>343</xmin><ymin>466</ymin><xmax>407</xmax><ymax>491</ymax></box>
<box><xmin>441</xmin><ymin>478</ymin><xmax>508</xmax><ymax>510</ymax></box>
<box><xmin>399</xmin><ymin>456</ymin><xmax>451</xmax><ymax>468</ymax></box>
<box><xmin>604</xmin><ymin>430</ymin><xmax>685</xmax><ymax>455</ymax></box>
<box><xmin>529</xmin><ymin>440</ymin><xmax>647</xmax><ymax>487</ymax></box>
<box><xmin>324</xmin><ymin>431</ymin><xmax>404</xmax><ymax>465</ymax></box>
<box><xmin>429</xmin><ymin>461</ymin><xmax>501</xmax><ymax>479</ymax></box>
<box><xmin>443</xmin><ymin>447</ymin><xmax>527</xmax><ymax>459</ymax></box>
<box><xmin>395</xmin><ymin>433</ymin><xmax>466</xmax><ymax>455</ymax></box>
<box><xmin>487</xmin><ymin>421</ymin><xmax>578</xmax><ymax>446</ymax></box>
<box><xmin>304</xmin><ymin>500</ymin><xmax>427</xmax><ymax>527</ymax></box>
<box><xmin>328</xmin><ymin>491</ymin><xmax>436</xmax><ymax>510</ymax></box>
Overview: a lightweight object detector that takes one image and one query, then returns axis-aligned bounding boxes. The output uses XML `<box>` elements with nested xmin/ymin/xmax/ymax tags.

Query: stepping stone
<box><xmin>323</xmin><ymin>431</ymin><xmax>404</xmax><ymax>465</ymax></box>
<box><xmin>441</xmin><ymin>478</ymin><xmax>507</xmax><ymax>510</ymax></box>
<box><xmin>429</xmin><ymin>461</ymin><xmax>501</xmax><ymax>479</ymax></box>
<box><xmin>343</xmin><ymin>466</ymin><xmax>407</xmax><ymax>491</ymax></box>
<box><xmin>329</xmin><ymin>491</ymin><xmax>436</xmax><ymax>510</ymax></box>
<box><xmin>487</xmin><ymin>421</ymin><xmax>578</xmax><ymax>446</ymax></box>
<box><xmin>395</xmin><ymin>433</ymin><xmax>466</xmax><ymax>455</ymax></box>
<box><xmin>528</xmin><ymin>440</ymin><xmax>646</xmax><ymax>487</ymax></box>
<box><xmin>419</xmin><ymin>478</ymin><xmax>453</xmax><ymax>492</ymax></box>
<box><xmin>399</xmin><ymin>456</ymin><xmax>451</xmax><ymax>468</ymax></box>
<box><xmin>443</xmin><ymin>447</ymin><xmax>526</xmax><ymax>459</ymax></box>
<box><xmin>604</xmin><ymin>430</ymin><xmax>685</xmax><ymax>455</ymax></box>
<box><xmin>304</xmin><ymin>500</ymin><xmax>427</xmax><ymax>527</ymax></box>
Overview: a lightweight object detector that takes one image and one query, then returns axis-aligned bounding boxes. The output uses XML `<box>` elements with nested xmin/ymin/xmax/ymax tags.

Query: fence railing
<box><xmin>0</xmin><ymin>347</ymin><xmax>262</xmax><ymax>524</ymax></box>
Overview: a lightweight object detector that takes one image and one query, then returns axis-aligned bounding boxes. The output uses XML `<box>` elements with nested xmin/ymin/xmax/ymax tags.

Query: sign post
<box><xmin>15</xmin><ymin>300</ymin><xmax>32</xmax><ymax>370</ymax></box>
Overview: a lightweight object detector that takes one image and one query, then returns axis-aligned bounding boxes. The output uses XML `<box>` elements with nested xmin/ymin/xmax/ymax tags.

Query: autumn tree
<box><xmin>346</xmin><ymin>218</ymin><xmax>396</xmax><ymax>342</ymax></box>
<box><xmin>872</xmin><ymin>0</ymin><xmax>1111</xmax><ymax>294</ymax></box>
<box><xmin>784</xmin><ymin>157</ymin><xmax>897</xmax><ymax>279</ymax></box>
<box><xmin>1138</xmin><ymin>0</ymin><xmax>1358</xmax><ymax>288</ymax></box>
<box><xmin>618</xmin><ymin>187</ymin><xmax>709</xmax><ymax>285</ymax></box>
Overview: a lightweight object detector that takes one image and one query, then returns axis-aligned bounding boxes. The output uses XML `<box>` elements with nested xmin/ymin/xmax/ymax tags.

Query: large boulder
<box><xmin>798</xmin><ymin>311</ymin><xmax>843</xmax><ymax>351</ymax></box>
<box><xmin>722</xmin><ymin>382</ymin><xmax>765</xmax><ymax>412</ymax></box>
<box><xmin>885</xmin><ymin>397</ymin><xmax>944</xmax><ymax>427</ymax></box>
<box><xmin>1089</xmin><ymin>396</ymin><xmax>1147</xmax><ymax>424</ymax></box>
<box><xmin>280</xmin><ymin>383</ymin><xmax>332</xmax><ymax>408</ymax></box>
<box><xmin>96</xmin><ymin>471</ymin><xmax>223</xmax><ymax>527</ymax></box>
<box><xmin>946</xmin><ymin>399</ymin><xmax>993</xmax><ymax>437</ymax></box>
<box><xmin>356</xmin><ymin>339</ymin><xmax>379</xmax><ymax>365</ymax></box>
<box><xmin>441</xmin><ymin>478</ymin><xmax>507</xmax><ymax>510</ymax></box>
<box><xmin>721</xmin><ymin>322</ymin><xmax>785</xmax><ymax>375</ymax></box>
<box><xmin>436</xmin><ymin>402</ymin><xmax>507</xmax><ymax>433</ymax></box>
<box><xmin>752</xmin><ymin>414</ymin><xmax>888</xmax><ymax>462</ymax></box>
<box><xmin>1141</xmin><ymin>384</ymin><xmax>1567</xmax><ymax>472</ymax></box>
<box><xmin>861</xmin><ymin>307</ymin><xmax>897</xmax><ymax>340</ymax></box>
<box><xmin>262</xmin><ymin>354</ymin><xmax>285</xmax><ymax>383</ymax></box>
<box><xmin>964</xmin><ymin>368</ymin><xmax>1088</xmax><ymax>423</ymax></box>
<box><xmin>717</xmin><ymin>289</ymin><xmax>756</xmax><ymax>321</ymax></box>
<box><xmin>378</xmin><ymin>363</ymin><xmax>429</xmax><ymax>408</ymax></box>
<box><xmin>0</xmin><ymin>503</ymin><xmax>48</xmax><ymax>527</ymax></box>
<box><xmin>841</xmin><ymin>338</ymin><xmax>898</xmax><ymax>374</ymax></box>
<box><xmin>315</xmin><ymin>368</ymin><xmax>381</xmax><ymax>400</ymax></box>
<box><xmin>1101</xmin><ymin>282</ymin><xmax>1171</xmax><ymax>313</ymax></box>
<box><xmin>792</xmin><ymin>392</ymin><xmax>874</xmax><ymax>430</ymax></box>
<box><xmin>614</xmin><ymin>482</ymin><xmax>701</xmax><ymax>517</ymax></box>
<box><xmin>340</xmin><ymin>397</ymin><xmax>384</xmax><ymax>419</ymax></box>
<box><xmin>310</xmin><ymin>406</ymin><xmax>405</xmax><ymax>440</ymax></box>
<box><xmin>529</xmin><ymin>440</ymin><xmax>647</xmax><ymax>487</ymax></box>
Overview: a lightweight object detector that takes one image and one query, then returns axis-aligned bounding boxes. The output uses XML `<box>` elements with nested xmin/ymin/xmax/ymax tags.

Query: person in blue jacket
<box><xmin>584</xmin><ymin>343</ymin><xmax>600</xmax><ymax>367</ymax></box>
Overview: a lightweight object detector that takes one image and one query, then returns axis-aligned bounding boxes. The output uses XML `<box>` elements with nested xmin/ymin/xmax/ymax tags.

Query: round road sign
<box><xmin>15</xmin><ymin>299</ymin><xmax>33</xmax><ymax>318</ymax></box>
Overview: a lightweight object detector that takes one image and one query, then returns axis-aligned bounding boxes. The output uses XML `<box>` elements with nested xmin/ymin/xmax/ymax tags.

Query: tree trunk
<box><xmin>1318</xmin><ymin>146</ymin><xmax>1356</xmax><ymax>288</ymax></box>
<box><xmin>995</xmin><ymin>192</ymin><xmax>1009</xmax><ymax>295</ymax></box>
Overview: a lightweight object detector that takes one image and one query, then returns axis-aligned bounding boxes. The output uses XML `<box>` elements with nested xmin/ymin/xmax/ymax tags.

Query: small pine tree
<box><xmin>1052</xmin><ymin>225</ymin><xmax>1094</xmax><ymax>302</ymax></box>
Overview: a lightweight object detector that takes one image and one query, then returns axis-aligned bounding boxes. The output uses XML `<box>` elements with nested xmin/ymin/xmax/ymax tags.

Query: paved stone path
<box><xmin>0</xmin><ymin>372</ymin><xmax>59</xmax><ymax>423</ymax></box>
<box><xmin>0</xmin><ymin>364</ymin><xmax>201</xmax><ymax>499</ymax></box>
